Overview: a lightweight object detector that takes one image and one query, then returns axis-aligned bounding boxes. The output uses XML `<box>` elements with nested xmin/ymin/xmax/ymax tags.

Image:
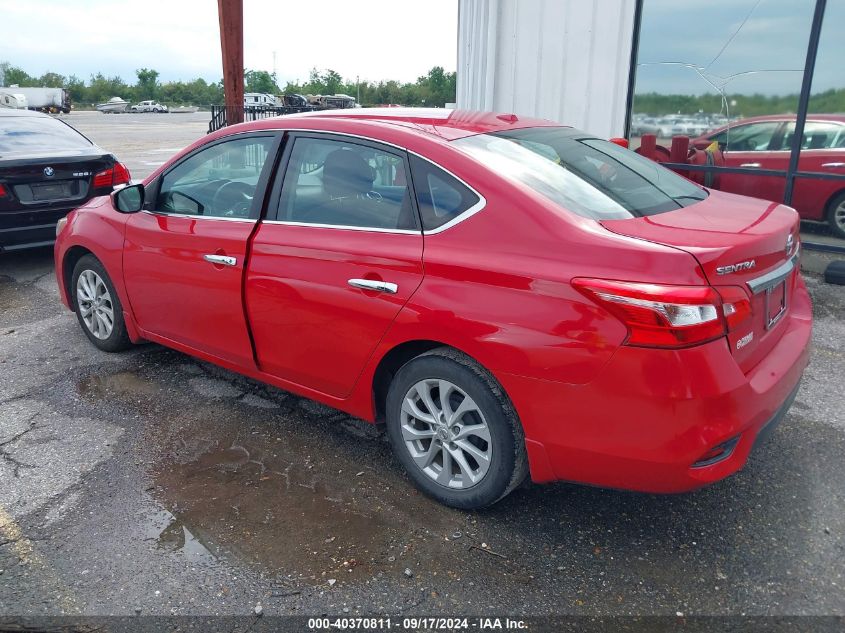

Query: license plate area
<box><xmin>31</xmin><ymin>182</ymin><xmax>72</xmax><ymax>201</ymax></box>
<box><xmin>764</xmin><ymin>280</ymin><xmax>787</xmax><ymax>330</ymax></box>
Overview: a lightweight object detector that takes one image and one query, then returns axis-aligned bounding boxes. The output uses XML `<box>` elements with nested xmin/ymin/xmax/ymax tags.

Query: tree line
<box><xmin>0</xmin><ymin>63</ymin><xmax>457</xmax><ymax>108</ymax></box>
<box><xmin>634</xmin><ymin>88</ymin><xmax>845</xmax><ymax>118</ymax></box>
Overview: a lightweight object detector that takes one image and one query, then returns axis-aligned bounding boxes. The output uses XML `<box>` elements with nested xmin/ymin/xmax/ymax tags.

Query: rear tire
<box><xmin>71</xmin><ymin>255</ymin><xmax>132</xmax><ymax>352</ymax></box>
<box><xmin>385</xmin><ymin>348</ymin><xmax>528</xmax><ymax>509</ymax></box>
<box><xmin>826</xmin><ymin>192</ymin><xmax>845</xmax><ymax>239</ymax></box>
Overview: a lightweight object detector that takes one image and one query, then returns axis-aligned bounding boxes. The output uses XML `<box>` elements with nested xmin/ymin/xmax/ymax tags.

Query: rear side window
<box><xmin>453</xmin><ymin>127</ymin><xmax>707</xmax><ymax>220</ymax></box>
<box><xmin>278</xmin><ymin>136</ymin><xmax>417</xmax><ymax>230</ymax></box>
<box><xmin>409</xmin><ymin>156</ymin><xmax>480</xmax><ymax>231</ymax></box>
<box><xmin>0</xmin><ymin>116</ymin><xmax>91</xmax><ymax>155</ymax></box>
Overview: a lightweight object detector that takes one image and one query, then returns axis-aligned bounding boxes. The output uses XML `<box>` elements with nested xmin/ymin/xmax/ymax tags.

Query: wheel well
<box><xmin>62</xmin><ymin>246</ymin><xmax>94</xmax><ymax>309</ymax></box>
<box><xmin>372</xmin><ymin>340</ymin><xmax>450</xmax><ymax>423</ymax></box>
<box><xmin>825</xmin><ymin>188</ymin><xmax>845</xmax><ymax>215</ymax></box>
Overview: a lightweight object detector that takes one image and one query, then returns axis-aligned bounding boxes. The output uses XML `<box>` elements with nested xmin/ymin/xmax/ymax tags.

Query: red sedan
<box><xmin>692</xmin><ymin>114</ymin><xmax>845</xmax><ymax>238</ymax></box>
<box><xmin>54</xmin><ymin>109</ymin><xmax>811</xmax><ymax>509</ymax></box>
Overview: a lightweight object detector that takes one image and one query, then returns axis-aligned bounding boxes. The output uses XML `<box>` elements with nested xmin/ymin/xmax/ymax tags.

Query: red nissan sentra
<box><xmin>54</xmin><ymin>109</ymin><xmax>812</xmax><ymax>509</ymax></box>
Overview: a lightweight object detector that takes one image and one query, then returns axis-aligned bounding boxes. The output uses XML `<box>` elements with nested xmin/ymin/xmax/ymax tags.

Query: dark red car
<box><xmin>55</xmin><ymin>109</ymin><xmax>811</xmax><ymax>509</ymax></box>
<box><xmin>692</xmin><ymin>114</ymin><xmax>845</xmax><ymax>237</ymax></box>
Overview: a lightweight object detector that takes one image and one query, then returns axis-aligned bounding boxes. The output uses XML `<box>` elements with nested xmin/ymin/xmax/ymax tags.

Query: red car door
<box><xmin>787</xmin><ymin>120</ymin><xmax>845</xmax><ymax>221</ymax></box>
<box><xmin>123</xmin><ymin>134</ymin><xmax>279</xmax><ymax>366</ymax></box>
<box><xmin>245</xmin><ymin>133</ymin><xmax>424</xmax><ymax>398</ymax></box>
<box><xmin>711</xmin><ymin>120</ymin><xmax>788</xmax><ymax>203</ymax></box>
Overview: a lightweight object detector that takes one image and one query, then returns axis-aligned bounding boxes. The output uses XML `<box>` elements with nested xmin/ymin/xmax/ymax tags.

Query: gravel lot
<box><xmin>0</xmin><ymin>112</ymin><xmax>843</xmax><ymax>622</ymax></box>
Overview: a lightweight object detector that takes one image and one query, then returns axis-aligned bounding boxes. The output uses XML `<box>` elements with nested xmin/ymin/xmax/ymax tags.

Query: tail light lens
<box><xmin>714</xmin><ymin>286</ymin><xmax>753</xmax><ymax>331</ymax></box>
<box><xmin>93</xmin><ymin>162</ymin><xmax>131</xmax><ymax>189</ymax></box>
<box><xmin>573</xmin><ymin>278</ymin><xmax>729</xmax><ymax>348</ymax></box>
<box><xmin>0</xmin><ymin>183</ymin><xmax>7</xmax><ymax>197</ymax></box>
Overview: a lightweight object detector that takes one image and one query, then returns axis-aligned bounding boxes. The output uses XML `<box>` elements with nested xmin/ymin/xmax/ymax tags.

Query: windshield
<box><xmin>0</xmin><ymin>116</ymin><xmax>92</xmax><ymax>157</ymax></box>
<box><xmin>453</xmin><ymin>127</ymin><xmax>707</xmax><ymax>220</ymax></box>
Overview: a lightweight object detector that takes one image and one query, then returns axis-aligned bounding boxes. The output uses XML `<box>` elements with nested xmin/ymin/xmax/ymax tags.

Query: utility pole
<box><xmin>217</xmin><ymin>0</ymin><xmax>244</xmax><ymax>124</ymax></box>
<box><xmin>357</xmin><ymin>75</ymin><xmax>360</xmax><ymax>104</ymax></box>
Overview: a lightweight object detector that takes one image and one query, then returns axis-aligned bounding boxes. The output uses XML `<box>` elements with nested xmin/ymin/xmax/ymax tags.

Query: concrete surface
<box><xmin>0</xmin><ymin>112</ymin><xmax>843</xmax><ymax>620</ymax></box>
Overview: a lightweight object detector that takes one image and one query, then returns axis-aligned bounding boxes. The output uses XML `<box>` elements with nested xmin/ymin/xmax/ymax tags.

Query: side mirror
<box><xmin>112</xmin><ymin>183</ymin><xmax>144</xmax><ymax>213</ymax></box>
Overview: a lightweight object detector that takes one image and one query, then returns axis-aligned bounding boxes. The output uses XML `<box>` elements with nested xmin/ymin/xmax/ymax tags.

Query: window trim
<box><xmin>261</xmin><ymin>129</ymin><xmax>487</xmax><ymax>235</ymax></box>
<box><xmin>144</xmin><ymin>131</ymin><xmax>283</xmax><ymax>222</ymax></box>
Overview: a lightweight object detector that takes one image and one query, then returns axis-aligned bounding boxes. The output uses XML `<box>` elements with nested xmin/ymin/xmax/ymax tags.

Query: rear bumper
<box><xmin>0</xmin><ymin>208</ymin><xmax>73</xmax><ymax>251</ymax></box>
<box><xmin>501</xmin><ymin>277</ymin><xmax>813</xmax><ymax>492</ymax></box>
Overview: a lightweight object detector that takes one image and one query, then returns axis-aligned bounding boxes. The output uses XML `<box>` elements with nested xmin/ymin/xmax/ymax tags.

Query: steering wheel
<box><xmin>211</xmin><ymin>181</ymin><xmax>254</xmax><ymax>217</ymax></box>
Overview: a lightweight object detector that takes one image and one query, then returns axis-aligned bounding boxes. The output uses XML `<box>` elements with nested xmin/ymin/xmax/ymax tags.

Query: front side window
<box><xmin>453</xmin><ymin>127</ymin><xmax>707</xmax><ymax>220</ymax></box>
<box><xmin>710</xmin><ymin>121</ymin><xmax>781</xmax><ymax>152</ymax></box>
<box><xmin>278</xmin><ymin>136</ymin><xmax>416</xmax><ymax>230</ymax></box>
<box><xmin>156</xmin><ymin>136</ymin><xmax>274</xmax><ymax>218</ymax></box>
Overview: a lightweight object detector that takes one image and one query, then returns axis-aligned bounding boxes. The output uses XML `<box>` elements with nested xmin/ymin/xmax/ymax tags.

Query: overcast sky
<box><xmin>0</xmin><ymin>0</ymin><xmax>459</xmax><ymax>85</ymax></box>
<box><xmin>636</xmin><ymin>0</ymin><xmax>844</xmax><ymax>96</ymax></box>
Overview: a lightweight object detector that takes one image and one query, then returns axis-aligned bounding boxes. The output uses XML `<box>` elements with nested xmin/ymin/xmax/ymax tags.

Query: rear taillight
<box><xmin>112</xmin><ymin>162</ymin><xmax>131</xmax><ymax>186</ymax></box>
<box><xmin>0</xmin><ymin>183</ymin><xmax>7</xmax><ymax>198</ymax></box>
<box><xmin>93</xmin><ymin>162</ymin><xmax>131</xmax><ymax>189</ymax></box>
<box><xmin>573</xmin><ymin>278</ymin><xmax>728</xmax><ymax>349</ymax></box>
<box><xmin>714</xmin><ymin>286</ymin><xmax>753</xmax><ymax>332</ymax></box>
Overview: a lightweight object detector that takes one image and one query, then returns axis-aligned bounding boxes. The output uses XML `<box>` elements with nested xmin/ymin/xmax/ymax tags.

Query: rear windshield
<box><xmin>0</xmin><ymin>116</ymin><xmax>92</xmax><ymax>156</ymax></box>
<box><xmin>452</xmin><ymin>127</ymin><xmax>707</xmax><ymax>220</ymax></box>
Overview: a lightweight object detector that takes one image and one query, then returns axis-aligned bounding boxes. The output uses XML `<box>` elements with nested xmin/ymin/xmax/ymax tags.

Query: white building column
<box><xmin>457</xmin><ymin>0</ymin><xmax>637</xmax><ymax>138</ymax></box>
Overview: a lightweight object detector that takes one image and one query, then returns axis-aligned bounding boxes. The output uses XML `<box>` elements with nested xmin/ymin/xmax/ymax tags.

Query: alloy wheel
<box><xmin>76</xmin><ymin>269</ymin><xmax>115</xmax><ymax>340</ymax></box>
<box><xmin>834</xmin><ymin>200</ymin><xmax>845</xmax><ymax>234</ymax></box>
<box><xmin>400</xmin><ymin>379</ymin><xmax>492</xmax><ymax>489</ymax></box>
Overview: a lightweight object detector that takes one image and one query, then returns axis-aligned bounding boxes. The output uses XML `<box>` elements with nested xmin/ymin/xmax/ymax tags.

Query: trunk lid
<box><xmin>601</xmin><ymin>190</ymin><xmax>801</xmax><ymax>373</ymax></box>
<box><xmin>0</xmin><ymin>152</ymin><xmax>114</xmax><ymax>218</ymax></box>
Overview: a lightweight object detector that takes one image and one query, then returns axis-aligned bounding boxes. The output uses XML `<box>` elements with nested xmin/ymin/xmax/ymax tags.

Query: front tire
<box><xmin>71</xmin><ymin>255</ymin><xmax>132</xmax><ymax>352</ymax></box>
<box><xmin>385</xmin><ymin>348</ymin><xmax>528</xmax><ymax>509</ymax></box>
<box><xmin>826</xmin><ymin>192</ymin><xmax>845</xmax><ymax>239</ymax></box>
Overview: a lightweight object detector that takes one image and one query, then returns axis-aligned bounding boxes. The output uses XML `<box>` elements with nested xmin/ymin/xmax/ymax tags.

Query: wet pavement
<box><xmin>0</xmin><ymin>246</ymin><xmax>843</xmax><ymax>618</ymax></box>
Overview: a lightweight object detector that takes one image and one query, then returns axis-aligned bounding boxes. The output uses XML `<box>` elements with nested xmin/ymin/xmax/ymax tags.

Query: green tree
<box><xmin>135</xmin><ymin>68</ymin><xmax>160</xmax><ymax>100</ymax></box>
<box><xmin>244</xmin><ymin>69</ymin><xmax>278</xmax><ymax>94</ymax></box>
<box><xmin>0</xmin><ymin>62</ymin><xmax>34</xmax><ymax>87</ymax></box>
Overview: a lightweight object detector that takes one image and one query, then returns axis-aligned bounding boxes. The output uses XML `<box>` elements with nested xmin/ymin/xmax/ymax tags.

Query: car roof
<box><xmin>281</xmin><ymin>108</ymin><xmax>562</xmax><ymax>140</ymax></box>
<box><xmin>0</xmin><ymin>108</ymin><xmax>51</xmax><ymax>118</ymax></box>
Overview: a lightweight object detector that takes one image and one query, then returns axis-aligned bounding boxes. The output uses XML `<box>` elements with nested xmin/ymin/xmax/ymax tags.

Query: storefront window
<box><xmin>629</xmin><ymin>0</ymin><xmax>845</xmax><ymax>240</ymax></box>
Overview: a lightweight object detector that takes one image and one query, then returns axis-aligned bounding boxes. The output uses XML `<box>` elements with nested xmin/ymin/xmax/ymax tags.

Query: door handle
<box><xmin>348</xmin><ymin>278</ymin><xmax>398</xmax><ymax>294</ymax></box>
<box><xmin>203</xmin><ymin>254</ymin><xmax>237</xmax><ymax>267</ymax></box>
<box><xmin>822</xmin><ymin>162</ymin><xmax>845</xmax><ymax>168</ymax></box>
<box><xmin>740</xmin><ymin>162</ymin><xmax>761</xmax><ymax>168</ymax></box>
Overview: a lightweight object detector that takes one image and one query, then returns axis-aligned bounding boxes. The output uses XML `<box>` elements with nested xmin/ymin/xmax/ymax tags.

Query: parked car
<box><xmin>692</xmin><ymin>114</ymin><xmax>845</xmax><ymax>237</ymax></box>
<box><xmin>0</xmin><ymin>108</ymin><xmax>130</xmax><ymax>251</ymax></box>
<box><xmin>131</xmin><ymin>100</ymin><xmax>168</xmax><ymax>113</ymax></box>
<box><xmin>54</xmin><ymin>108</ymin><xmax>811</xmax><ymax>509</ymax></box>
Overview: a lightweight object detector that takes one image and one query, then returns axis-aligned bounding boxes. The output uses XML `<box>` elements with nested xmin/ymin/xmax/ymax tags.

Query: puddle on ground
<box><xmin>78</xmin><ymin>371</ymin><xmax>162</xmax><ymax>397</ymax></box>
<box><xmin>142</xmin><ymin>507</ymin><xmax>216</xmax><ymax>564</ymax></box>
<box><xmin>75</xmin><ymin>365</ymin><xmax>520</xmax><ymax>586</ymax></box>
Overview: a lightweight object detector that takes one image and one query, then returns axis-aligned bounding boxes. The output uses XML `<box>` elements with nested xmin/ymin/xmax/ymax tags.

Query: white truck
<box><xmin>4</xmin><ymin>86</ymin><xmax>70</xmax><ymax>113</ymax></box>
<box><xmin>131</xmin><ymin>100</ymin><xmax>169</xmax><ymax>113</ymax></box>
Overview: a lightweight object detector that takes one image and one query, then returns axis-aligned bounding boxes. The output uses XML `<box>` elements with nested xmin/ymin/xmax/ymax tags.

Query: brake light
<box><xmin>112</xmin><ymin>162</ymin><xmax>131</xmax><ymax>186</ymax></box>
<box><xmin>0</xmin><ymin>183</ymin><xmax>7</xmax><ymax>197</ymax></box>
<box><xmin>714</xmin><ymin>286</ymin><xmax>753</xmax><ymax>332</ymax></box>
<box><xmin>93</xmin><ymin>162</ymin><xmax>131</xmax><ymax>189</ymax></box>
<box><xmin>573</xmin><ymin>278</ymin><xmax>726</xmax><ymax>348</ymax></box>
